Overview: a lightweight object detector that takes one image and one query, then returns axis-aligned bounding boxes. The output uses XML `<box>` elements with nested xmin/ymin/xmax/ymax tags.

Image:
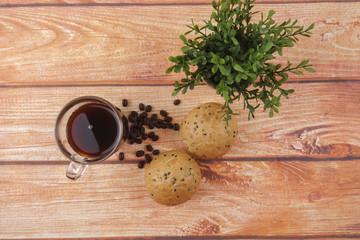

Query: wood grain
<box><xmin>0</xmin><ymin>160</ymin><xmax>359</xmax><ymax>238</ymax></box>
<box><xmin>0</xmin><ymin>3</ymin><xmax>359</xmax><ymax>86</ymax></box>
<box><xmin>0</xmin><ymin>0</ymin><xmax>356</xmax><ymax>5</ymax></box>
<box><xmin>1</xmin><ymin>82</ymin><xmax>359</xmax><ymax>163</ymax></box>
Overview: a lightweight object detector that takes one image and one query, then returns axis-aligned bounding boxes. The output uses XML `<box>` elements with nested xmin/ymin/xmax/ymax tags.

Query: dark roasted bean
<box><xmin>174</xmin><ymin>99</ymin><xmax>181</xmax><ymax>105</ymax></box>
<box><xmin>128</xmin><ymin>115</ymin><xmax>135</xmax><ymax>123</ymax></box>
<box><xmin>145</xmin><ymin>154</ymin><xmax>152</xmax><ymax>163</ymax></box>
<box><xmin>143</xmin><ymin>118</ymin><xmax>149</xmax><ymax>126</ymax></box>
<box><xmin>153</xmin><ymin>150</ymin><xmax>160</xmax><ymax>155</ymax></box>
<box><xmin>122</xmin><ymin>99</ymin><xmax>128</xmax><ymax>107</ymax></box>
<box><xmin>138</xmin><ymin>161</ymin><xmax>145</xmax><ymax>169</ymax></box>
<box><xmin>141</xmin><ymin>134</ymin><xmax>148</xmax><ymax>140</ymax></box>
<box><xmin>157</xmin><ymin>119</ymin><xmax>165</xmax><ymax>124</ymax></box>
<box><xmin>122</xmin><ymin>115</ymin><xmax>128</xmax><ymax>126</ymax></box>
<box><xmin>160</xmin><ymin>110</ymin><xmax>168</xmax><ymax>117</ymax></box>
<box><xmin>145</xmin><ymin>105</ymin><xmax>152</xmax><ymax>112</ymax></box>
<box><xmin>146</xmin><ymin>144</ymin><xmax>153</xmax><ymax>151</ymax></box>
<box><xmin>129</xmin><ymin>138</ymin><xmax>136</xmax><ymax>144</ymax></box>
<box><xmin>161</xmin><ymin>124</ymin><xmax>166</xmax><ymax>129</ymax></box>
<box><xmin>139</xmin><ymin>112</ymin><xmax>148</xmax><ymax>119</ymax></box>
<box><xmin>135</xmin><ymin>138</ymin><xmax>143</xmax><ymax>144</ymax></box>
<box><xmin>135</xmin><ymin>129</ymin><xmax>141</xmax><ymax>138</ymax></box>
<box><xmin>136</xmin><ymin>150</ymin><xmax>145</xmax><ymax>157</ymax></box>
<box><xmin>164</xmin><ymin>116</ymin><xmax>172</xmax><ymax>122</ymax></box>
<box><xmin>148</xmin><ymin>122</ymin><xmax>154</xmax><ymax>129</ymax></box>
<box><xmin>166</xmin><ymin>122</ymin><xmax>174</xmax><ymax>129</ymax></box>
<box><xmin>148</xmin><ymin>132</ymin><xmax>155</xmax><ymax>138</ymax></box>
<box><xmin>141</xmin><ymin>127</ymin><xmax>145</xmax><ymax>135</ymax></box>
<box><xmin>154</xmin><ymin>122</ymin><xmax>161</xmax><ymax>129</ymax></box>
<box><xmin>139</xmin><ymin>103</ymin><xmax>145</xmax><ymax>111</ymax></box>
<box><xmin>151</xmin><ymin>135</ymin><xmax>159</xmax><ymax>142</ymax></box>
<box><xmin>174</xmin><ymin>123</ymin><xmax>180</xmax><ymax>131</ymax></box>
<box><xmin>130</xmin><ymin>111</ymin><xmax>138</xmax><ymax>117</ymax></box>
<box><xmin>150</xmin><ymin>114</ymin><xmax>158</xmax><ymax>122</ymax></box>
<box><xmin>119</xmin><ymin>152</ymin><xmax>125</xmax><ymax>160</ymax></box>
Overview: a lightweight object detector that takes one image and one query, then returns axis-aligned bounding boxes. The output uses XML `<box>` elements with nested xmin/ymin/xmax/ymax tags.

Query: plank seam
<box><xmin>0</xmin><ymin>0</ymin><xmax>358</xmax><ymax>8</ymax></box>
<box><xmin>1</xmin><ymin>156</ymin><xmax>359</xmax><ymax>165</ymax></box>
<box><xmin>0</xmin><ymin>79</ymin><xmax>359</xmax><ymax>89</ymax></box>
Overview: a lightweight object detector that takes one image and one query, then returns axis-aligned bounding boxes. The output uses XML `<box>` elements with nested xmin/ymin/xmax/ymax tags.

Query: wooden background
<box><xmin>0</xmin><ymin>0</ymin><xmax>360</xmax><ymax>239</ymax></box>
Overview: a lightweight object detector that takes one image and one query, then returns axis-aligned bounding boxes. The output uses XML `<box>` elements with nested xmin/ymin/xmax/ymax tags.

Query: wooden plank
<box><xmin>0</xmin><ymin>0</ymin><xmax>354</xmax><ymax>5</ymax></box>
<box><xmin>0</xmin><ymin>3</ymin><xmax>359</xmax><ymax>86</ymax></box>
<box><xmin>0</xmin><ymin>160</ymin><xmax>359</xmax><ymax>238</ymax></box>
<box><xmin>1</xmin><ymin>82</ymin><xmax>359</xmax><ymax>162</ymax></box>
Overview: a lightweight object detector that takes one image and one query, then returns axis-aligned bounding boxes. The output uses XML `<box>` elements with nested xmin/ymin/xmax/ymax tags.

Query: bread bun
<box><xmin>144</xmin><ymin>150</ymin><xmax>201</xmax><ymax>206</ymax></box>
<box><xmin>180</xmin><ymin>102</ymin><xmax>238</xmax><ymax>159</ymax></box>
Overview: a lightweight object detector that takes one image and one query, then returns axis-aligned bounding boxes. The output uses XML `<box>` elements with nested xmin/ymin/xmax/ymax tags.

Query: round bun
<box><xmin>180</xmin><ymin>102</ymin><xmax>238</xmax><ymax>159</ymax></box>
<box><xmin>144</xmin><ymin>150</ymin><xmax>201</xmax><ymax>206</ymax></box>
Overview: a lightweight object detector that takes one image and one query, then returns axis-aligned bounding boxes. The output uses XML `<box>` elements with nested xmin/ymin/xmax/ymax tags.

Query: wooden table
<box><xmin>1</xmin><ymin>0</ymin><xmax>359</xmax><ymax>239</ymax></box>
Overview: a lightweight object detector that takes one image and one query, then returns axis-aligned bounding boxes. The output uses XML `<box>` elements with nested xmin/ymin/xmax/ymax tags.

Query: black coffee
<box><xmin>67</xmin><ymin>103</ymin><xmax>120</xmax><ymax>157</ymax></box>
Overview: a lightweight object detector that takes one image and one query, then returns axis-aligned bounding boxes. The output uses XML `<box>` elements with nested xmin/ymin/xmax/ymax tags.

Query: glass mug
<box><xmin>55</xmin><ymin>96</ymin><xmax>124</xmax><ymax>180</ymax></box>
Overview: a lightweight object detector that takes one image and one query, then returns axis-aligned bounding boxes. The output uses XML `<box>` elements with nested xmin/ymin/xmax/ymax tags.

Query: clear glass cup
<box><xmin>55</xmin><ymin>96</ymin><xmax>123</xmax><ymax>180</ymax></box>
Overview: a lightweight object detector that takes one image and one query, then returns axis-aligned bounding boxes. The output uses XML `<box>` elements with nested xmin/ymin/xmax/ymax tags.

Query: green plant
<box><xmin>166</xmin><ymin>0</ymin><xmax>315</xmax><ymax>122</ymax></box>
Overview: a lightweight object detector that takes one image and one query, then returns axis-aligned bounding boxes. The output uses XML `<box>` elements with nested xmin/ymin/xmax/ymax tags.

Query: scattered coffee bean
<box><xmin>139</xmin><ymin>103</ymin><xmax>145</xmax><ymax>111</ymax></box>
<box><xmin>174</xmin><ymin>99</ymin><xmax>181</xmax><ymax>105</ymax></box>
<box><xmin>153</xmin><ymin>150</ymin><xmax>160</xmax><ymax>155</ymax></box>
<box><xmin>129</xmin><ymin>138</ymin><xmax>136</xmax><ymax>144</ymax></box>
<box><xmin>174</xmin><ymin>123</ymin><xmax>180</xmax><ymax>131</ymax></box>
<box><xmin>148</xmin><ymin>132</ymin><xmax>155</xmax><ymax>138</ymax></box>
<box><xmin>136</xmin><ymin>150</ymin><xmax>145</xmax><ymax>157</ymax></box>
<box><xmin>128</xmin><ymin>115</ymin><xmax>135</xmax><ymax>123</ymax></box>
<box><xmin>151</xmin><ymin>135</ymin><xmax>159</xmax><ymax>142</ymax></box>
<box><xmin>160</xmin><ymin>110</ymin><xmax>168</xmax><ymax>117</ymax></box>
<box><xmin>138</xmin><ymin>161</ymin><xmax>145</xmax><ymax>169</ymax></box>
<box><xmin>139</xmin><ymin>112</ymin><xmax>148</xmax><ymax>119</ymax></box>
<box><xmin>131</xmin><ymin>111</ymin><xmax>138</xmax><ymax>117</ymax></box>
<box><xmin>135</xmin><ymin>138</ymin><xmax>143</xmax><ymax>144</ymax></box>
<box><xmin>164</xmin><ymin>116</ymin><xmax>172</xmax><ymax>122</ymax></box>
<box><xmin>150</xmin><ymin>114</ymin><xmax>158</xmax><ymax>122</ymax></box>
<box><xmin>166</xmin><ymin>122</ymin><xmax>174</xmax><ymax>129</ymax></box>
<box><xmin>145</xmin><ymin>154</ymin><xmax>152</xmax><ymax>163</ymax></box>
<box><xmin>146</xmin><ymin>144</ymin><xmax>153</xmax><ymax>152</ymax></box>
<box><xmin>122</xmin><ymin>99</ymin><xmax>128</xmax><ymax>107</ymax></box>
<box><xmin>145</xmin><ymin>105</ymin><xmax>152</xmax><ymax>112</ymax></box>
<box><xmin>148</xmin><ymin>122</ymin><xmax>154</xmax><ymax>129</ymax></box>
<box><xmin>119</xmin><ymin>152</ymin><xmax>125</xmax><ymax>160</ymax></box>
<box><xmin>141</xmin><ymin>134</ymin><xmax>148</xmax><ymax>140</ymax></box>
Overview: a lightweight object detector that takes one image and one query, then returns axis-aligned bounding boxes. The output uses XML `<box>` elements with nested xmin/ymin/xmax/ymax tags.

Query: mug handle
<box><xmin>66</xmin><ymin>161</ymin><xmax>88</xmax><ymax>180</ymax></box>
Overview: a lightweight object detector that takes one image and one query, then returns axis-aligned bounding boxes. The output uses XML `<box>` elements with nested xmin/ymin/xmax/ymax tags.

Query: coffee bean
<box><xmin>141</xmin><ymin>127</ymin><xmax>145</xmax><ymax>135</ymax></box>
<box><xmin>164</xmin><ymin>116</ymin><xmax>172</xmax><ymax>122</ymax></box>
<box><xmin>135</xmin><ymin>138</ymin><xmax>143</xmax><ymax>144</ymax></box>
<box><xmin>122</xmin><ymin>99</ymin><xmax>128</xmax><ymax>107</ymax></box>
<box><xmin>145</xmin><ymin>154</ymin><xmax>152</xmax><ymax>163</ymax></box>
<box><xmin>157</xmin><ymin>119</ymin><xmax>165</xmax><ymax>124</ymax></box>
<box><xmin>139</xmin><ymin>103</ymin><xmax>145</xmax><ymax>111</ymax></box>
<box><xmin>141</xmin><ymin>134</ymin><xmax>148</xmax><ymax>140</ymax></box>
<box><xmin>174</xmin><ymin>123</ymin><xmax>180</xmax><ymax>131</ymax></box>
<box><xmin>145</xmin><ymin>105</ymin><xmax>152</xmax><ymax>112</ymax></box>
<box><xmin>143</xmin><ymin>118</ymin><xmax>149</xmax><ymax>125</ymax></box>
<box><xmin>150</xmin><ymin>114</ymin><xmax>158</xmax><ymax>122</ymax></box>
<box><xmin>160</xmin><ymin>110</ymin><xmax>168</xmax><ymax>117</ymax></box>
<box><xmin>128</xmin><ymin>115</ymin><xmax>135</xmax><ymax>123</ymax></box>
<box><xmin>139</xmin><ymin>112</ymin><xmax>148</xmax><ymax>119</ymax></box>
<box><xmin>138</xmin><ymin>161</ymin><xmax>145</xmax><ymax>169</ymax></box>
<box><xmin>166</xmin><ymin>122</ymin><xmax>174</xmax><ymax>129</ymax></box>
<box><xmin>129</xmin><ymin>138</ymin><xmax>136</xmax><ymax>144</ymax></box>
<box><xmin>136</xmin><ymin>150</ymin><xmax>145</xmax><ymax>157</ymax></box>
<box><xmin>130</xmin><ymin>111</ymin><xmax>138</xmax><ymax>117</ymax></box>
<box><xmin>153</xmin><ymin>150</ymin><xmax>160</xmax><ymax>155</ymax></box>
<box><xmin>151</xmin><ymin>135</ymin><xmax>159</xmax><ymax>142</ymax></box>
<box><xmin>148</xmin><ymin>132</ymin><xmax>155</xmax><ymax>138</ymax></box>
<box><xmin>119</xmin><ymin>152</ymin><xmax>125</xmax><ymax>160</ymax></box>
<box><xmin>146</xmin><ymin>144</ymin><xmax>153</xmax><ymax>152</ymax></box>
<box><xmin>148</xmin><ymin>122</ymin><xmax>154</xmax><ymax>129</ymax></box>
<box><xmin>174</xmin><ymin>99</ymin><xmax>181</xmax><ymax>105</ymax></box>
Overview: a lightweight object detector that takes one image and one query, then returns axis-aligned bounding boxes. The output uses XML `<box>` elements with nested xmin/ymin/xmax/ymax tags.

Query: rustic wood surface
<box><xmin>0</xmin><ymin>0</ymin><xmax>359</xmax><ymax>239</ymax></box>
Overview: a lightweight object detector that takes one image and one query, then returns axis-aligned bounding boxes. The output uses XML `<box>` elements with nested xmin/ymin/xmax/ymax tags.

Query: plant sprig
<box><xmin>166</xmin><ymin>0</ymin><xmax>315</xmax><ymax>122</ymax></box>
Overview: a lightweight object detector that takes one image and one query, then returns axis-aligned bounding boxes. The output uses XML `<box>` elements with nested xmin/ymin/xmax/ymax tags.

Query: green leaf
<box><xmin>269</xmin><ymin>108</ymin><xmax>274</xmax><ymax>118</ymax></box>
<box><xmin>304</xmin><ymin>67</ymin><xmax>315</xmax><ymax>73</ymax></box>
<box><xmin>219</xmin><ymin>64</ymin><xmax>231</xmax><ymax>76</ymax></box>
<box><xmin>165</xmin><ymin>66</ymin><xmax>175</xmax><ymax>74</ymax></box>
<box><xmin>231</xmin><ymin>36</ymin><xmax>239</xmax><ymax>45</ymax></box>
<box><xmin>212</xmin><ymin>64</ymin><xmax>219</xmax><ymax>73</ymax></box>
<box><xmin>180</xmin><ymin>35</ymin><xmax>187</xmax><ymax>43</ymax></box>
<box><xmin>219</xmin><ymin>58</ymin><xmax>226</xmax><ymax>65</ymax></box>
<box><xmin>211</xmin><ymin>54</ymin><xmax>220</xmax><ymax>64</ymax></box>
<box><xmin>234</xmin><ymin>64</ymin><xmax>244</xmax><ymax>72</ymax></box>
<box><xmin>263</xmin><ymin>41</ymin><xmax>273</xmax><ymax>53</ymax></box>
<box><xmin>181</xmin><ymin>46</ymin><xmax>190</xmax><ymax>53</ymax></box>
